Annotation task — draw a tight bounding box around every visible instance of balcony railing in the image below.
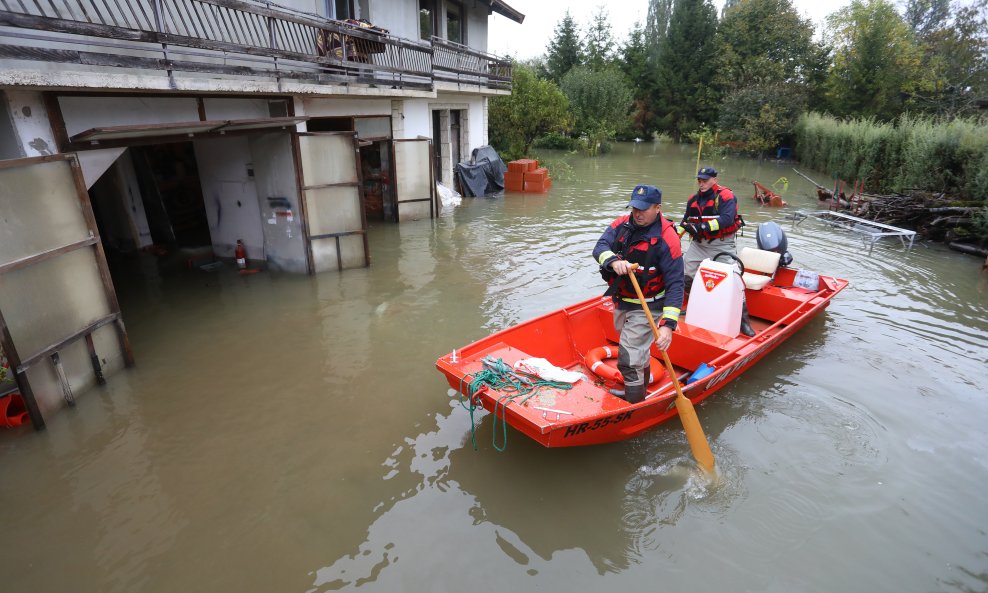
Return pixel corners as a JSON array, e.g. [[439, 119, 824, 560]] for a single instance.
[[432, 36, 511, 91], [0, 0, 509, 91]]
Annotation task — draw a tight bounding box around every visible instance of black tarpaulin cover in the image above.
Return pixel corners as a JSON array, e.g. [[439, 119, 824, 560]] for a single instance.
[[454, 145, 507, 197]]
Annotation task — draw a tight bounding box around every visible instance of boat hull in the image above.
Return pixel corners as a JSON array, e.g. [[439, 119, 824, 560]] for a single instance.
[[436, 267, 848, 447]]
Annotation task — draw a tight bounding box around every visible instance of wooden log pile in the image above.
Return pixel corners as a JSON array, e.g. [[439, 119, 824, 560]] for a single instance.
[[847, 190, 987, 256]]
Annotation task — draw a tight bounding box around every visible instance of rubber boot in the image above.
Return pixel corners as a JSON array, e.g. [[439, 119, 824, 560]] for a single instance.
[[623, 383, 646, 404], [740, 301, 756, 337]]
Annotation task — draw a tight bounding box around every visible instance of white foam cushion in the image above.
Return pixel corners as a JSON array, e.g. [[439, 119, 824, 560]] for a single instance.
[[740, 247, 781, 290], [739, 247, 782, 275], [742, 272, 773, 290]]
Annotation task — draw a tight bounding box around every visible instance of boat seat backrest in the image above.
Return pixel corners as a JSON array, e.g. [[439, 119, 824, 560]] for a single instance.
[[739, 247, 781, 290]]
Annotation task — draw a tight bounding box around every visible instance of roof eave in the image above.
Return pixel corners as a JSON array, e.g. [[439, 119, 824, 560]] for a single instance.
[[490, 0, 524, 24]]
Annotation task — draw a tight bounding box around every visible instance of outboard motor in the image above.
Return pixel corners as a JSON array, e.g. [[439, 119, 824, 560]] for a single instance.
[[756, 221, 794, 267]]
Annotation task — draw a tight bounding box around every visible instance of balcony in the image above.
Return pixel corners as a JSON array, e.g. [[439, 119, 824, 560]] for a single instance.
[[0, 0, 512, 93]]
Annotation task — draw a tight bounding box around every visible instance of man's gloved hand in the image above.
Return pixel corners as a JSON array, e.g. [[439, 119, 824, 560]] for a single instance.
[[683, 222, 710, 240]]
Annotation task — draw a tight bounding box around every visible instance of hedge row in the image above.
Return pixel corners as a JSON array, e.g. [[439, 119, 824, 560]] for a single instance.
[[794, 112, 988, 201]]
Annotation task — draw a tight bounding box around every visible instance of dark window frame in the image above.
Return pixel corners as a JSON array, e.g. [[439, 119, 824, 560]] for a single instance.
[[445, 0, 465, 45]]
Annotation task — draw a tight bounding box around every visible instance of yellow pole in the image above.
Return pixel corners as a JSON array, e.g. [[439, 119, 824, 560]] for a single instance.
[[694, 136, 703, 176], [627, 268, 716, 474]]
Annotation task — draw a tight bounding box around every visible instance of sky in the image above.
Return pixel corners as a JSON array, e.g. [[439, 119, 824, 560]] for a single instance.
[[488, 0, 853, 60]]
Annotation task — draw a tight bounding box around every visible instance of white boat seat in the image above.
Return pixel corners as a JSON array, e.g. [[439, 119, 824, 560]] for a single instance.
[[739, 247, 781, 290]]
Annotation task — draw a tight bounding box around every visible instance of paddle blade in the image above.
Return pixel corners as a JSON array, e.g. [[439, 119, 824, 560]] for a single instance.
[[675, 393, 716, 474]]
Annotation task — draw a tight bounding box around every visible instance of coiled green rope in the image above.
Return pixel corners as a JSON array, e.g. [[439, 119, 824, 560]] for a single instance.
[[457, 357, 574, 451]]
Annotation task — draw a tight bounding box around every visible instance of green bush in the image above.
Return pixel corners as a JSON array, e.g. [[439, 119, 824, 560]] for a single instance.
[[794, 112, 988, 199], [533, 132, 580, 151]]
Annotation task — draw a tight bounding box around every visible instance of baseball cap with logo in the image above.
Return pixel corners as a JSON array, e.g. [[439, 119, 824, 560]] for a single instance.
[[627, 184, 662, 209], [697, 167, 718, 179]]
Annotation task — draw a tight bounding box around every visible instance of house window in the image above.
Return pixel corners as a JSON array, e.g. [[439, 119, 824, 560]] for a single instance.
[[329, 0, 354, 19], [447, 2, 463, 44], [419, 0, 436, 40]]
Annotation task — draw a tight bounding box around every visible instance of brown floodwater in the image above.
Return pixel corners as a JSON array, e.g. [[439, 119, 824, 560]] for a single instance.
[[2, 141, 987, 593]]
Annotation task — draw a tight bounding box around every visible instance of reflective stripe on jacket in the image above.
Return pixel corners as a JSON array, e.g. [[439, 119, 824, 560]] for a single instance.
[[592, 214, 684, 329], [683, 184, 742, 240]]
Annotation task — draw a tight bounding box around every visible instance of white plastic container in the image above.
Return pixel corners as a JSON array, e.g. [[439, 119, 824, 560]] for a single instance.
[[685, 259, 744, 336]]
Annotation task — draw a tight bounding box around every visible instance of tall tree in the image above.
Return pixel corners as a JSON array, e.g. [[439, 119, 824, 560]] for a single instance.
[[714, 0, 828, 151], [560, 66, 634, 155], [584, 6, 616, 71], [825, 0, 922, 119], [903, 0, 950, 36], [645, 0, 674, 63], [489, 64, 571, 159], [652, 0, 719, 139], [543, 10, 584, 84], [910, 0, 988, 115], [619, 21, 657, 137]]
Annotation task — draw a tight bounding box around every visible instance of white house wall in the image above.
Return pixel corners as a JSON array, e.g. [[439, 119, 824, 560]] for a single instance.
[[366, 1, 420, 42], [193, 136, 265, 260], [202, 98, 271, 120], [59, 96, 201, 137], [301, 97, 393, 118], [116, 150, 153, 249], [465, 1, 490, 50], [401, 100, 431, 139], [5, 90, 58, 157], [0, 92, 23, 159]]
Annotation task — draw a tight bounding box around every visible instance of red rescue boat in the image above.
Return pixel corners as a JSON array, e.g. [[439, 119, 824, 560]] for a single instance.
[[436, 252, 848, 447]]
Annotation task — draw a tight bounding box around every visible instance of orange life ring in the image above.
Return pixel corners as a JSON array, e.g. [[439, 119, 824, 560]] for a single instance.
[[585, 345, 663, 385]]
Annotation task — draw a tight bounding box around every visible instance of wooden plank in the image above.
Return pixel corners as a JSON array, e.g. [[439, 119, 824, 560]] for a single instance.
[[308, 229, 366, 241], [0, 236, 98, 275], [67, 156, 136, 367], [352, 134, 370, 268], [0, 307, 44, 429], [16, 314, 119, 371]]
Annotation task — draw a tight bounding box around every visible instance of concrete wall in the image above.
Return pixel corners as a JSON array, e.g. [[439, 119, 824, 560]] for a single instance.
[[0, 91, 24, 159], [402, 99, 431, 139], [193, 136, 265, 260], [116, 150, 153, 249], [301, 97, 393, 118], [202, 98, 270, 120], [59, 96, 201, 137], [5, 90, 58, 157], [368, 0, 420, 41], [249, 132, 307, 273], [464, 0, 489, 51]]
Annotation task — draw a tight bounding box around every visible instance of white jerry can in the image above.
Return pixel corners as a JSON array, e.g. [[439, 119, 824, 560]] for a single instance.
[[685, 258, 744, 337]]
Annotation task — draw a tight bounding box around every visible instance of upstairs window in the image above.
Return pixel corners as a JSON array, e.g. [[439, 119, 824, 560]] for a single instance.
[[419, 0, 436, 40], [447, 2, 463, 44], [329, 0, 354, 19]]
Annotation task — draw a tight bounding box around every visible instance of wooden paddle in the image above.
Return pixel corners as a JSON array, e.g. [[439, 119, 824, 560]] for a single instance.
[[627, 266, 716, 474]]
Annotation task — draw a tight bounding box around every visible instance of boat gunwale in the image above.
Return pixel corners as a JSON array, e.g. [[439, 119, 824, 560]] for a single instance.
[[437, 273, 850, 446]]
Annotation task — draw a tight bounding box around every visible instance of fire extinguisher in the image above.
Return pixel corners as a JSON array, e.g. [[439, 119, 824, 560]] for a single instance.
[[235, 240, 247, 269]]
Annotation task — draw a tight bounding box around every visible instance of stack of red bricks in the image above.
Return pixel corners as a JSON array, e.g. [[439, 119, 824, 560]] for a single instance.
[[504, 159, 552, 193]]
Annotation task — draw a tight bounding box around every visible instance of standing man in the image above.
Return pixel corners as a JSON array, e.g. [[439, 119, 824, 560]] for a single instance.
[[593, 184, 684, 404], [679, 166, 754, 337]]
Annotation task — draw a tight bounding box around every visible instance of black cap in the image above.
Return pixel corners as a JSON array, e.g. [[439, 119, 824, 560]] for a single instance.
[[697, 167, 718, 179]]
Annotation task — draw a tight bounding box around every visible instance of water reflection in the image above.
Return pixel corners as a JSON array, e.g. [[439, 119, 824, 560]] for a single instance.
[[3, 142, 988, 593]]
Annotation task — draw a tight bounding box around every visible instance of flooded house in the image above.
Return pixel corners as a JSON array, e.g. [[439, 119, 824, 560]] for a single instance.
[[0, 0, 522, 428]]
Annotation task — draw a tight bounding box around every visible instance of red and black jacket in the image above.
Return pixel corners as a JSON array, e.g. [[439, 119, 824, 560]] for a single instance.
[[682, 184, 743, 241], [593, 215, 684, 329]]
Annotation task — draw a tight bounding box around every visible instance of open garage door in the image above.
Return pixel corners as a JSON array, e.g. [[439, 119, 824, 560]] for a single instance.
[[0, 154, 134, 429], [296, 132, 369, 273], [392, 139, 437, 222]]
